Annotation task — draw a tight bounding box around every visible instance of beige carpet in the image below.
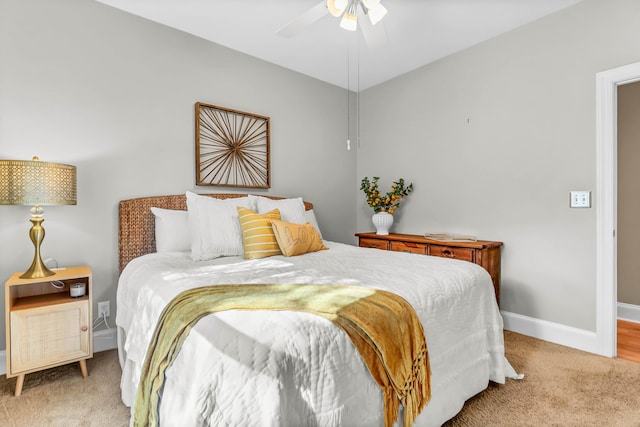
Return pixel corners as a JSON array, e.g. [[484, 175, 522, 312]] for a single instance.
[[1, 331, 639, 426], [444, 331, 640, 427], [0, 350, 130, 427]]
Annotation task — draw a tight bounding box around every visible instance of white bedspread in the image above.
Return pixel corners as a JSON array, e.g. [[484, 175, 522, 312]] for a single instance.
[[117, 241, 517, 426]]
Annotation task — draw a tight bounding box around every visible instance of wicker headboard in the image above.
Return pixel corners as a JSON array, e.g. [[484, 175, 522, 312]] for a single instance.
[[118, 194, 313, 272]]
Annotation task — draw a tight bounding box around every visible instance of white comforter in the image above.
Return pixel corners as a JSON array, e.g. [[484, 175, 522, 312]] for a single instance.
[[117, 241, 517, 426]]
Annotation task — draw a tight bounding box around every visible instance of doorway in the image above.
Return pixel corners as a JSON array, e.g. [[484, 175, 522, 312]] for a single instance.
[[595, 61, 640, 358], [616, 80, 640, 362]]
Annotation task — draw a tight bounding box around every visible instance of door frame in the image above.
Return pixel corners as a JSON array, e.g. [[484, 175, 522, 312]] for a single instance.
[[596, 61, 640, 357]]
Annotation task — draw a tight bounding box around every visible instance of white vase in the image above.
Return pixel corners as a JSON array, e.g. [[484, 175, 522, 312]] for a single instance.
[[372, 212, 394, 235]]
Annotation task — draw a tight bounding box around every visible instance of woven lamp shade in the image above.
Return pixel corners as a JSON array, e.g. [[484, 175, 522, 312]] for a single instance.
[[0, 158, 76, 206]]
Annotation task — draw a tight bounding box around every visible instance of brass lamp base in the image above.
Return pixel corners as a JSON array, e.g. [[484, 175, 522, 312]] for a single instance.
[[19, 216, 55, 279]]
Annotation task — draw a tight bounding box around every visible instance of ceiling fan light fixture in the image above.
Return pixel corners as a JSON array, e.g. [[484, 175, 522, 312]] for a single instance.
[[366, 2, 387, 26], [340, 11, 358, 31], [327, 0, 348, 17], [339, 2, 358, 31], [361, 0, 381, 8]]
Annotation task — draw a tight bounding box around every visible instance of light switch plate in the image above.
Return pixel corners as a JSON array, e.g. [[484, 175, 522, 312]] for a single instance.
[[570, 191, 591, 208]]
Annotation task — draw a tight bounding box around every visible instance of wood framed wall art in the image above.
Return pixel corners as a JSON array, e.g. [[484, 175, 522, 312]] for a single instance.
[[195, 102, 270, 188]]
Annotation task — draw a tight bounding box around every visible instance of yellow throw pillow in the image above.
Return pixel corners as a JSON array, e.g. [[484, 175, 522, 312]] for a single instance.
[[237, 206, 282, 259], [270, 219, 328, 257]]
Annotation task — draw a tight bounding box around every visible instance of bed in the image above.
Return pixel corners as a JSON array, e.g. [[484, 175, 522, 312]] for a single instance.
[[116, 192, 518, 426]]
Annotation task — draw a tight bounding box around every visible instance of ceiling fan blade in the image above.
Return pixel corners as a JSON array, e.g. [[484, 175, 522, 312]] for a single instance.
[[276, 1, 329, 38], [359, 16, 389, 50]]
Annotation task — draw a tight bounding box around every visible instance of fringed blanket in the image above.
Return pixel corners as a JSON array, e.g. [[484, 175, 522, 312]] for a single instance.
[[133, 284, 431, 427]]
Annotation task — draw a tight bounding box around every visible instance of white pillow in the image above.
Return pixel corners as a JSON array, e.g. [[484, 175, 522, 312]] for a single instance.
[[150, 207, 190, 252], [249, 195, 306, 224], [186, 191, 256, 261], [304, 209, 323, 239]]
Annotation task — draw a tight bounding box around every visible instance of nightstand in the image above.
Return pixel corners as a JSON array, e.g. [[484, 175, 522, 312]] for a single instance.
[[356, 232, 503, 304], [4, 266, 93, 396]]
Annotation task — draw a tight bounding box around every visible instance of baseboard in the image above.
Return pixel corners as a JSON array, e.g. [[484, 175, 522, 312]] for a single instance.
[[617, 302, 640, 323], [501, 310, 600, 355], [0, 328, 118, 376], [93, 327, 118, 353]]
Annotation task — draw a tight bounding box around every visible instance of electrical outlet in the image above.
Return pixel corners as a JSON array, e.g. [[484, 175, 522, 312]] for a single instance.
[[98, 301, 110, 318]]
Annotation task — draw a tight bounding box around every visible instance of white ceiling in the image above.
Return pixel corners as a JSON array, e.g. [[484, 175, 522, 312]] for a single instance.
[[96, 0, 583, 91]]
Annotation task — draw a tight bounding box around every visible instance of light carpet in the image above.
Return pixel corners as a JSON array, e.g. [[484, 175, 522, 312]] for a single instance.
[[444, 331, 640, 426]]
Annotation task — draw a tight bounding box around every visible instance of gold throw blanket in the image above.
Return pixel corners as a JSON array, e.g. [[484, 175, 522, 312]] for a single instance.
[[133, 284, 431, 427]]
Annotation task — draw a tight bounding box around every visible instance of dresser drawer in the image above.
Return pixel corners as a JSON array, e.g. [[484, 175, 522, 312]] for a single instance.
[[428, 245, 475, 262], [359, 238, 390, 250], [390, 241, 427, 255]]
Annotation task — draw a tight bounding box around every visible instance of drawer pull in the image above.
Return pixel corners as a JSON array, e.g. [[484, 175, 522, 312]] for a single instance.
[[80, 326, 88, 332], [443, 249, 455, 258]]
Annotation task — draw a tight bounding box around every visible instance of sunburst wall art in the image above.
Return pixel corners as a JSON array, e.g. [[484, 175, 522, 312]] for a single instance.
[[195, 102, 270, 188]]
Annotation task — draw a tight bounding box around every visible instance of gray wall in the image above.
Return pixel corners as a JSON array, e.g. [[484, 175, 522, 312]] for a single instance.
[[357, 0, 640, 331], [617, 81, 640, 306], [3, 0, 639, 352], [0, 0, 357, 350]]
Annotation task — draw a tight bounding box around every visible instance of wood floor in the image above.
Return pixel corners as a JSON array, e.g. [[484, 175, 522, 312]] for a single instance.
[[617, 319, 640, 363]]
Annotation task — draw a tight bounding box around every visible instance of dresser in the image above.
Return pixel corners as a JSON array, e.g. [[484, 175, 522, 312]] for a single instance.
[[356, 232, 503, 305]]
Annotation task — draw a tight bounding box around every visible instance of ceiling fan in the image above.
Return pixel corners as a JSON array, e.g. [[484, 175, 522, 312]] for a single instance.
[[276, 0, 389, 49]]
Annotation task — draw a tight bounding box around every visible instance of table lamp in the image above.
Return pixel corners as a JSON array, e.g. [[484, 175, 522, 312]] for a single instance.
[[0, 156, 77, 279]]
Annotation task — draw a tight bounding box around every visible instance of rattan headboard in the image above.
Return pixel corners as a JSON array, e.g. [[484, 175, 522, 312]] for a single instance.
[[118, 194, 313, 272]]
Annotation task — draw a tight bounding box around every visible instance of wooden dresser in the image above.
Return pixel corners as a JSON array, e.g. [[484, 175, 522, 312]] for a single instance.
[[356, 232, 503, 305]]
